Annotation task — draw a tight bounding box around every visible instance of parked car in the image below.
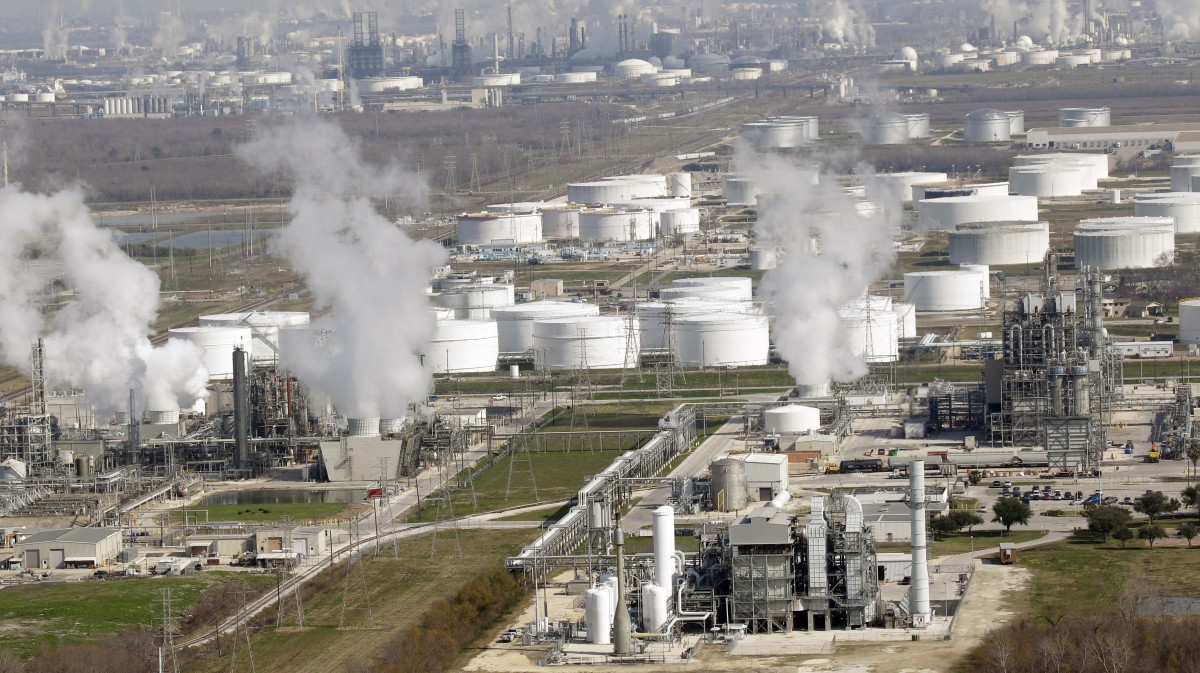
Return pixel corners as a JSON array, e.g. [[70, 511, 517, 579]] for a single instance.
[[991, 480, 1002, 488], [1122, 496, 1134, 506]]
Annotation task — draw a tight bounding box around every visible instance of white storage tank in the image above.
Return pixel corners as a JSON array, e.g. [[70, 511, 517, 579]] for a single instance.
[[557, 71, 597, 84], [167, 326, 253, 381], [199, 311, 312, 364], [1013, 153, 1109, 181], [533, 315, 638, 370], [569, 179, 665, 204], [636, 298, 750, 351], [1135, 192, 1200, 233], [660, 208, 700, 236], [540, 205, 582, 238], [911, 180, 1010, 205], [741, 120, 809, 149], [1009, 166, 1083, 197], [455, 211, 542, 245], [763, 404, 821, 434], [486, 201, 547, 213], [426, 320, 499, 373], [1007, 110, 1026, 135], [918, 195, 1038, 230], [1074, 217, 1176, 270], [1057, 53, 1092, 68], [672, 313, 770, 367], [1180, 299, 1200, 345], [722, 174, 758, 206], [585, 587, 612, 644], [145, 409, 180, 425], [868, 172, 948, 203], [490, 301, 600, 353], [669, 276, 753, 301], [904, 271, 985, 311], [1171, 164, 1200, 192], [964, 108, 1012, 143], [839, 305, 899, 362], [905, 113, 931, 139], [668, 172, 692, 198], [614, 58, 655, 79], [347, 417, 381, 437], [960, 263, 991, 299], [948, 221, 1051, 266], [1057, 107, 1111, 127], [893, 302, 917, 338], [864, 112, 910, 145], [578, 208, 654, 242], [431, 284, 515, 320], [749, 247, 777, 270], [1022, 49, 1059, 65]]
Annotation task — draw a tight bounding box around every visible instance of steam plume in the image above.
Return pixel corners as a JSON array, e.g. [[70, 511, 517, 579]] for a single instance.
[[238, 119, 447, 419]]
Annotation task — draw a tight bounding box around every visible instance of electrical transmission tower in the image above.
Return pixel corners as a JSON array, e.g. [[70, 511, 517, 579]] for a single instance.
[[275, 524, 305, 628], [567, 327, 596, 452], [229, 585, 257, 673], [429, 487, 462, 559], [505, 425, 539, 500], [557, 120, 572, 158], [339, 518, 374, 628], [156, 588, 180, 673], [442, 154, 457, 195], [655, 308, 685, 397], [469, 153, 482, 193]]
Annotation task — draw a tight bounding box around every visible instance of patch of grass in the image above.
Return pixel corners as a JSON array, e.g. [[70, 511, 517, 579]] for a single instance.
[[931, 529, 1045, 557], [184, 502, 351, 523], [0, 572, 272, 659], [494, 503, 572, 522]]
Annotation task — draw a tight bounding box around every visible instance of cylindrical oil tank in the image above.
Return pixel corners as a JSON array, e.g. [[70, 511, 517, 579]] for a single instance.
[[569, 178, 665, 204], [839, 306, 899, 362], [669, 277, 753, 301], [868, 172, 948, 203], [75, 455, 93, 478], [964, 109, 1012, 143], [490, 301, 600, 352], [379, 418, 406, 434], [486, 201, 547, 213], [918, 195, 1038, 230], [1022, 50, 1059, 65], [960, 263, 991, 299], [741, 120, 810, 149], [652, 505, 676, 590], [1074, 217, 1176, 269], [557, 71, 597, 84], [1007, 110, 1025, 135], [640, 583, 669, 632], [114, 410, 130, 425], [658, 285, 745, 302], [749, 247, 777, 270], [578, 208, 654, 242], [893, 302, 917, 338], [1179, 299, 1200, 344], [426, 320, 499, 373], [455, 211, 542, 245], [905, 113, 931, 139], [1135, 192, 1200, 233], [709, 458, 748, 511], [864, 112, 910, 145], [911, 180, 1010, 205], [763, 404, 821, 434], [722, 174, 758, 206], [145, 409, 180, 424], [636, 298, 750, 350], [532, 315, 637, 370], [614, 58, 654, 78], [1171, 165, 1200, 192], [540, 205, 582, 238], [796, 381, 831, 398], [1174, 155, 1200, 167], [1057, 54, 1092, 68], [347, 417, 380, 437], [1009, 166, 1083, 197], [167, 326, 252, 381], [585, 588, 612, 644], [949, 221, 1051, 265], [1057, 107, 1111, 127], [904, 271, 985, 311], [200, 311, 311, 364], [1014, 153, 1109, 181], [672, 313, 769, 367], [731, 68, 761, 80], [431, 284, 515, 320], [668, 172, 692, 198], [660, 208, 700, 236]]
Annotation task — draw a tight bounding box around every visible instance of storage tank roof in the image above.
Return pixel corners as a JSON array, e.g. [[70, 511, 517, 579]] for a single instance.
[[966, 108, 1008, 120], [871, 111, 908, 123], [617, 58, 652, 67]]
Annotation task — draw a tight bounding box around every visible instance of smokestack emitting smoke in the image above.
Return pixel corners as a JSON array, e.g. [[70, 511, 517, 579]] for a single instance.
[[739, 144, 898, 388], [0, 186, 209, 415], [238, 119, 447, 419]]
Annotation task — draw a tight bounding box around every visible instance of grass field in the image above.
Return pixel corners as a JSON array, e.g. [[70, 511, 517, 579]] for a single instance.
[[190, 529, 530, 673], [0, 572, 273, 660], [495, 503, 572, 522], [181, 502, 352, 524]]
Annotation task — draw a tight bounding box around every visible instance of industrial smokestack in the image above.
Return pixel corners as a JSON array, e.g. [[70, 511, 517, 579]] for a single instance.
[[907, 460, 932, 627], [232, 346, 249, 470], [652, 505, 676, 591], [612, 520, 633, 655]]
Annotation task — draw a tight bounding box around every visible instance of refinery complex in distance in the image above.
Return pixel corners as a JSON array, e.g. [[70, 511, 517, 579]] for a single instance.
[[1, 0, 1200, 671]]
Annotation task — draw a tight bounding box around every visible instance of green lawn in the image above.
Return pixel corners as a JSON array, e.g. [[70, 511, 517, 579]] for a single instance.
[[181, 502, 351, 524], [495, 503, 572, 522], [932, 529, 1045, 556], [0, 572, 272, 659]]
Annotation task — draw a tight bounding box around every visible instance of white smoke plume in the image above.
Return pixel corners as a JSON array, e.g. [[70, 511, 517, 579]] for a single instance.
[[42, 2, 70, 61], [238, 119, 447, 419], [821, 0, 874, 47], [981, 0, 1083, 44], [152, 12, 186, 57], [1155, 0, 1200, 40], [739, 145, 898, 387], [0, 186, 209, 415]]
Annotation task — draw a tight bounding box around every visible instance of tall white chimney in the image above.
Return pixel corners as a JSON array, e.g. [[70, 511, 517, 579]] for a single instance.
[[652, 505, 676, 591], [908, 459, 932, 627]]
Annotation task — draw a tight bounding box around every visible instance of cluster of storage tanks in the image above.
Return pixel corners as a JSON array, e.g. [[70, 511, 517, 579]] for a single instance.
[[740, 116, 820, 149], [1007, 153, 1108, 198], [101, 96, 172, 116], [457, 174, 698, 245], [862, 112, 931, 145]]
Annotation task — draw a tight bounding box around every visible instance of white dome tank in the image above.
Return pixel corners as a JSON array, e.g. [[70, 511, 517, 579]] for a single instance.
[[839, 305, 899, 362], [1074, 217, 1176, 269], [868, 172, 948, 203], [1180, 299, 1200, 344], [1135, 192, 1200, 233], [533, 315, 638, 370], [490, 301, 600, 352], [426, 320, 499, 373], [893, 302, 917, 338], [669, 277, 753, 300], [455, 211, 542, 245], [918, 195, 1038, 230], [614, 58, 654, 78], [636, 298, 750, 351], [431, 284, 515, 320], [1058, 107, 1110, 127], [864, 112, 910, 145], [1009, 167, 1082, 197], [540, 205, 582, 238], [199, 311, 311, 364], [577, 208, 655, 242], [949, 221, 1051, 265], [904, 271, 985, 311], [959, 263, 991, 299], [673, 313, 770, 367], [722, 174, 758, 206], [660, 208, 700, 236], [167, 326, 253, 380], [763, 404, 821, 434]]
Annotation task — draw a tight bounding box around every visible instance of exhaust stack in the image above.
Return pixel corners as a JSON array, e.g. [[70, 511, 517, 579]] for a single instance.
[[908, 459, 932, 627]]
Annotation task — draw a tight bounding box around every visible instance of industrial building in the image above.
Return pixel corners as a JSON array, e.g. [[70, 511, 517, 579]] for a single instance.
[[14, 528, 122, 569]]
